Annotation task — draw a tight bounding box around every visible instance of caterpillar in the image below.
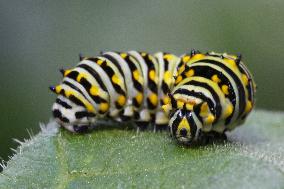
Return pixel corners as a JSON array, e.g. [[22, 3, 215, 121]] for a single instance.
[[50, 50, 256, 145]]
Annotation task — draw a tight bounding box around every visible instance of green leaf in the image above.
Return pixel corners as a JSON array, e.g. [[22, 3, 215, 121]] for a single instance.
[[0, 110, 284, 189]]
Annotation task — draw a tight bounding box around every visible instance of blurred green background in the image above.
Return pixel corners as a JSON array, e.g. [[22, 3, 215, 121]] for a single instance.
[[0, 0, 284, 162]]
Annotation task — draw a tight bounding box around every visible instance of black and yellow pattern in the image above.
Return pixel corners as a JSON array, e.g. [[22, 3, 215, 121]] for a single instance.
[[50, 50, 256, 145]]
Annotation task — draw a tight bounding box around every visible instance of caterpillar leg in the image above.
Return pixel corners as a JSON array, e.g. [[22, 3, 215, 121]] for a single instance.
[[155, 124, 168, 131], [198, 131, 227, 145], [135, 121, 150, 132], [60, 124, 91, 133], [154, 111, 169, 131], [135, 109, 152, 131], [73, 125, 90, 133]]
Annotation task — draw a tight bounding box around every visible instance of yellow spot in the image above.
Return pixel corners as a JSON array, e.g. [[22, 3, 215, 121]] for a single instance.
[[175, 75, 183, 84], [120, 53, 127, 58], [99, 103, 109, 112], [178, 65, 185, 74], [117, 95, 126, 106], [133, 69, 140, 80], [177, 100, 184, 109], [65, 90, 73, 97], [163, 54, 174, 60], [55, 85, 62, 94], [86, 104, 95, 113], [191, 54, 205, 60], [162, 104, 172, 114], [204, 114, 215, 125], [135, 92, 143, 104], [242, 74, 248, 86], [231, 55, 237, 59], [222, 85, 229, 95], [225, 58, 237, 68], [245, 101, 252, 113], [186, 103, 194, 110], [149, 93, 158, 106], [163, 96, 170, 104], [112, 74, 120, 84], [141, 52, 147, 56], [211, 74, 221, 83], [90, 86, 99, 96], [178, 117, 191, 133], [97, 59, 104, 65], [64, 70, 71, 77], [149, 70, 156, 81], [163, 71, 172, 82], [200, 102, 209, 117], [182, 56, 190, 63], [185, 69, 194, 77], [77, 73, 86, 82], [224, 104, 233, 117]]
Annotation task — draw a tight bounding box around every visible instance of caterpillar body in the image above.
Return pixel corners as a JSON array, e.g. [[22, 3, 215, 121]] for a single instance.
[[50, 50, 256, 145]]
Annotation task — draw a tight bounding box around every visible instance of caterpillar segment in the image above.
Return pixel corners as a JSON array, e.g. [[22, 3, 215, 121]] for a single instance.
[[165, 50, 256, 144], [50, 50, 256, 145]]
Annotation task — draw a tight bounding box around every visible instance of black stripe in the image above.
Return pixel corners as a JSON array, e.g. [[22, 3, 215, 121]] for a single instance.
[[56, 98, 72, 109], [75, 111, 95, 119], [79, 77, 107, 104], [192, 103, 204, 124], [53, 109, 70, 123], [77, 64, 107, 91], [125, 55, 138, 71], [144, 54, 158, 94], [101, 54, 125, 77], [189, 65, 236, 105], [187, 112, 197, 138], [161, 81, 169, 94], [147, 97, 157, 109], [164, 55, 169, 70], [124, 54, 144, 93], [63, 81, 87, 99], [132, 97, 141, 108], [69, 95, 85, 107], [188, 65, 237, 124], [133, 80, 143, 92], [99, 60, 126, 95], [193, 59, 246, 118], [148, 78, 158, 93], [66, 71, 79, 80], [173, 88, 217, 121], [171, 112, 182, 138], [238, 63, 254, 101], [62, 81, 91, 108], [185, 80, 222, 123]]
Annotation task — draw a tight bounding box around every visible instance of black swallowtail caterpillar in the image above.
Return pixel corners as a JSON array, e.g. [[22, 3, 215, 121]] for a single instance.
[[50, 50, 256, 145]]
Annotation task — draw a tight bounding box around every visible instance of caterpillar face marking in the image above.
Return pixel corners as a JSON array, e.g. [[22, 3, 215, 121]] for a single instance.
[[168, 107, 199, 144], [50, 50, 256, 145]]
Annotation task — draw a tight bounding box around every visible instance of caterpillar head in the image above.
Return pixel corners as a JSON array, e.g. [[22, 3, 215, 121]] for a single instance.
[[50, 86, 95, 133], [162, 93, 202, 145]]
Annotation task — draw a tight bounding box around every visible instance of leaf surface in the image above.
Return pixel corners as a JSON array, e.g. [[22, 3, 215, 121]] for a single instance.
[[0, 110, 284, 189]]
